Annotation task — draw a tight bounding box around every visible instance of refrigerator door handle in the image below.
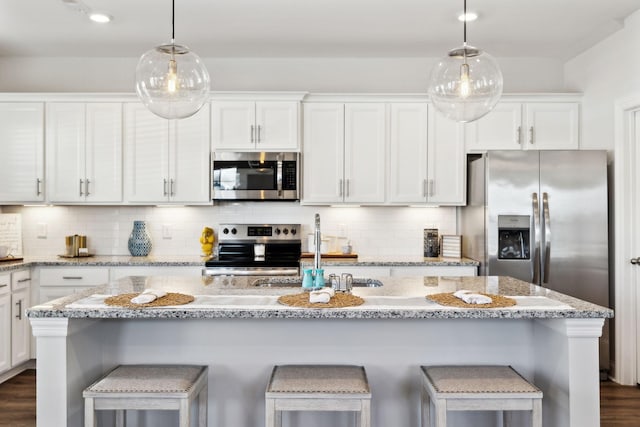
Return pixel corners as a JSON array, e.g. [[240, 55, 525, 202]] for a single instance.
[[532, 192, 541, 284], [542, 192, 551, 283]]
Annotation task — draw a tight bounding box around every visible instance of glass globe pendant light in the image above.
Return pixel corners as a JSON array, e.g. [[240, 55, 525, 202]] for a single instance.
[[135, 0, 210, 120], [427, 0, 503, 123]]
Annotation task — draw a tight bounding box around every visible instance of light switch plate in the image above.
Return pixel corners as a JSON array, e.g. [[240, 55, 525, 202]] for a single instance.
[[162, 224, 172, 239], [37, 222, 47, 238]]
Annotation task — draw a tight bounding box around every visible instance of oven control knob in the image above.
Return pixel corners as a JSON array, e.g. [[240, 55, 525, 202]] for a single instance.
[[231, 228, 237, 235], [291, 228, 297, 235], [222, 228, 229, 235], [283, 228, 289, 235], [275, 228, 281, 235]]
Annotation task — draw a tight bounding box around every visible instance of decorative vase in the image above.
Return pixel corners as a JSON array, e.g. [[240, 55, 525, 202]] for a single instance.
[[128, 220, 152, 256]]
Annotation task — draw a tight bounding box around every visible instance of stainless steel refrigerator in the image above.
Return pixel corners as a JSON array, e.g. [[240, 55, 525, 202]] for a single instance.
[[459, 150, 610, 372]]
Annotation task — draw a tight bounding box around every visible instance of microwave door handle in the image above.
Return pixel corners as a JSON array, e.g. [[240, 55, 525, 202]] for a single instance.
[[532, 192, 541, 284], [276, 160, 283, 196], [542, 192, 551, 284]]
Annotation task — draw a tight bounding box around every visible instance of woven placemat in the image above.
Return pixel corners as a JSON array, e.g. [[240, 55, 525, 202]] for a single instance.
[[427, 292, 516, 308], [104, 293, 194, 309], [278, 292, 365, 308]]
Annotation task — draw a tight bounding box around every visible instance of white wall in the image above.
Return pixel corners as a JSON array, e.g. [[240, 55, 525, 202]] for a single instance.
[[564, 9, 640, 150], [2, 204, 456, 258], [0, 56, 565, 93]]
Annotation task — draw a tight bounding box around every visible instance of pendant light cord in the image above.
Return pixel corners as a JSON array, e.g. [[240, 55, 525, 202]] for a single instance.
[[463, 0, 467, 45], [171, 0, 175, 43]]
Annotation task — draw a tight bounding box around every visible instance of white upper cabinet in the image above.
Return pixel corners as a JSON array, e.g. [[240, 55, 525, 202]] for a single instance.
[[0, 103, 44, 204], [427, 108, 466, 205], [465, 98, 580, 151], [124, 103, 210, 204], [212, 101, 299, 151], [387, 103, 466, 205], [388, 103, 429, 204], [302, 102, 386, 204], [46, 102, 122, 203]]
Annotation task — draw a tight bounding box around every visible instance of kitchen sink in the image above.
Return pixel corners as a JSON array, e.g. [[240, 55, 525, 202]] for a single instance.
[[253, 277, 383, 288]]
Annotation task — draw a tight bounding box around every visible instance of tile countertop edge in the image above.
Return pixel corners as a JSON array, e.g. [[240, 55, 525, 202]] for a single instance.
[[0, 255, 480, 272]]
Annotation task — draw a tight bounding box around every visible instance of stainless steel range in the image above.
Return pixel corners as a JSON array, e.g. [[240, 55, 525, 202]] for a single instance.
[[203, 224, 301, 276]]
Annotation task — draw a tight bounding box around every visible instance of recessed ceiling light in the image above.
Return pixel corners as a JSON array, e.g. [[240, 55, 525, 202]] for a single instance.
[[89, 12, 113, 23], [458, 12, 478, 22]]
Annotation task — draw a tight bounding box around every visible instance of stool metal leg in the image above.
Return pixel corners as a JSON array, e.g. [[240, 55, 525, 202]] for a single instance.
[[84, 397, 95, 427], [434, 398, 447, 427], [359, 398, 371, 427], [115, 409, 125, 427], [199, 382, 208, 427]]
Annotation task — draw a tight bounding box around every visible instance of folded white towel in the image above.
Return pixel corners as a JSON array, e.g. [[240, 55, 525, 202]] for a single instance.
[[453, 289, 493, 305], [130, 289, 168, 304], [309, 290, 331, 304], [320, 287, 335, 297]]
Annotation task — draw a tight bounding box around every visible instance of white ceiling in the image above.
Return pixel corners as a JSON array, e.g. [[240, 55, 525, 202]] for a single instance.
[[1, 0, 639, 60]]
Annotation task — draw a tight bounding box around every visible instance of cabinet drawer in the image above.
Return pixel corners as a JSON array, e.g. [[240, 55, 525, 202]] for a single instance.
[[40, 267, 109, 287], [0, 273, 10, 295], [11, 270, 31, 291]]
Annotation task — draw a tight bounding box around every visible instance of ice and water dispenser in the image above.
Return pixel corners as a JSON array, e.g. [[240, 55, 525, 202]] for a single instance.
[[497, 215, 530, 260]]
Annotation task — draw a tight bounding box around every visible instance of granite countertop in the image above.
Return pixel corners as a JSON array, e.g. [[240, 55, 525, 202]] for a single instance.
[[0, 255, 479, 273], [27, 275, 613, 320]]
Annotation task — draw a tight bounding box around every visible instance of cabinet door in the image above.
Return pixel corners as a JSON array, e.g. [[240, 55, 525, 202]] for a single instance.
[[0, 103, 44, 203], [170, 104, 211, 203], [255, 102, 299, 150], [464, 102, 523, 151], [344, 103, 386, 203], [388, 103, 428, 204], [85, 103, 122, 202], [301, 103, 344, 204], [11, 288, 30, 366], [0, 292, 10, 373], [211, 101, 255, 150], [427, 108, 466, 205], [124, 103, 170, 203], [46, 103, 86, 202], [525, 102, 580, 150]]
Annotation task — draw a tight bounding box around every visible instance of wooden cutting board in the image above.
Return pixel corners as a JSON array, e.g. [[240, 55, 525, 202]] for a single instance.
[[300, 252, 358, 259]]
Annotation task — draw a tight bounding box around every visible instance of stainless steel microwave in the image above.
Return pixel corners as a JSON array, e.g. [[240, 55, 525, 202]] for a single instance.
[[212, 152, 299, 201]]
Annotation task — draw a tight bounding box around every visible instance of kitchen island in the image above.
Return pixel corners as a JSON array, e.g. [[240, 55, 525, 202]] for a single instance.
[[28, 275, 611, 427]]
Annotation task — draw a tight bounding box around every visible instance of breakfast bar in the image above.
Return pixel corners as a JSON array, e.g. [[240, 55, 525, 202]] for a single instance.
[[27, 275, 612, 427]]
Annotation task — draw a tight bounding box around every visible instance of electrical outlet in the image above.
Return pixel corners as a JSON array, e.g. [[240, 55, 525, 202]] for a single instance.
[[37, 222, 47, 238], [162, 224, 172, 239]]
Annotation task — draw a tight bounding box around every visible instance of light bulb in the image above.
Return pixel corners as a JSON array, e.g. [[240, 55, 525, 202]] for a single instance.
[[459, 62, 470, 98], [167, 59, 178, 93]]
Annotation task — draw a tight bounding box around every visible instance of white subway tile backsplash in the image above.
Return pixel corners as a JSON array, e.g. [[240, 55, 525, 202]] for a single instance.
[[3, 204, 457, 257]]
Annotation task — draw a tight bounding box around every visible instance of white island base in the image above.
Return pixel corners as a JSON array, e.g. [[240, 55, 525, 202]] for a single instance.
[[31, 316, 604, 427]]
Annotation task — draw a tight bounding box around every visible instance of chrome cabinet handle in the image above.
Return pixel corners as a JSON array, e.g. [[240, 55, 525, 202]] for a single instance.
[[0, 283, 7, 288], [250, 125, 255, 143], [15, 299, 22, 320], [428, 179, 435, 197], [163, 178, 168, 196], [17, 278, 31, 283], [62, 276, 83, 280], [36, 178, 42, 196], [529, 126, 534, 144], [257, 125, 262, 142], [346, 179, 350, 197], [170, 179, 175, 196], [631, 258, 640, 265], [516, 126, 522, 144], [423, 179, 427, 198], [542, 192, 551, 284], [79, 179, 84, 196], [532, 192, 541, 284], [338, 179, 343, 197], [85, 179, 90, 196]]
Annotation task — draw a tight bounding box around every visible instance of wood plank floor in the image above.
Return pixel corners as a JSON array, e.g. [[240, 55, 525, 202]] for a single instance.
[[0, 370, 639, 426]]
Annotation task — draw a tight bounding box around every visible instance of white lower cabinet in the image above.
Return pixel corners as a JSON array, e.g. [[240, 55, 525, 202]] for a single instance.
[[0, 269, 32, 376], [38, 267, 110, 303]]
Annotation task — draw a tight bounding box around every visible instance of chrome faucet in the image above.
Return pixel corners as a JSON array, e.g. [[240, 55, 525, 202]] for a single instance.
[[314, 213, 322, 274]]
